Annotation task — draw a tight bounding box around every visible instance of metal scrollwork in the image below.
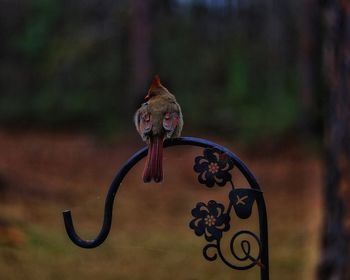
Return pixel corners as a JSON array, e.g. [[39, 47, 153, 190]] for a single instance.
[[230, 230, 263, 268], [195, 229, 263, 271], [189, 148, 268, 279]]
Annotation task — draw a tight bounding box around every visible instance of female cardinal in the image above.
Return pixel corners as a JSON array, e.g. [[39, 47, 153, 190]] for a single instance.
[[134, 75, 183, 183]]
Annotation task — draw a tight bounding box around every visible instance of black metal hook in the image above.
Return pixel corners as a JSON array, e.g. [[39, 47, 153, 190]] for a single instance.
[[62, 137, 266, 256], [62, 146, 148, 248]]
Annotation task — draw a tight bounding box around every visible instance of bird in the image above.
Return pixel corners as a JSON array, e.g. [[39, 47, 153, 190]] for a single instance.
[[134, 75, 183, 183]]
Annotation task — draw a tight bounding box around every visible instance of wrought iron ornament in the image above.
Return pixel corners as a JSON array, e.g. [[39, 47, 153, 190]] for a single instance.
[[193, 148, 234, 187], [190, 148, 266, 273], [62, 137, 269, 280]]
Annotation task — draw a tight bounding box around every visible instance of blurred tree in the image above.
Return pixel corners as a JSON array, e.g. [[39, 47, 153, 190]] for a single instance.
[[0, 0, 302, 141], [318, 1, 350, 279], [299, 0, 324, 139], [128, 0, 154, 110]]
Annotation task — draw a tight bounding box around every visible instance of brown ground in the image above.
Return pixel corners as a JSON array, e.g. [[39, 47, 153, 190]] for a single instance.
[[0, 130, 322, 280]]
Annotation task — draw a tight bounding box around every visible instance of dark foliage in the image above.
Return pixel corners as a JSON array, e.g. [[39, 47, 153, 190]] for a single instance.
[[0, 0, 303, 142]]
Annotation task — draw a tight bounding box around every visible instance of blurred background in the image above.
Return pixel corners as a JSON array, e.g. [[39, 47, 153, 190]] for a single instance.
[[0, 0, 349, 279]]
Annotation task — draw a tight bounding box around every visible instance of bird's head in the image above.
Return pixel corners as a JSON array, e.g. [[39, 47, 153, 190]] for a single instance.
[[144, 75, 167, 100]]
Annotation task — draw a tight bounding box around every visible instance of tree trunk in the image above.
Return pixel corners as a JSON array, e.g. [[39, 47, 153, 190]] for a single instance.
[[318, 1, 350, 279], [299, 0, 323, 137], [128, 0, 153, 110]]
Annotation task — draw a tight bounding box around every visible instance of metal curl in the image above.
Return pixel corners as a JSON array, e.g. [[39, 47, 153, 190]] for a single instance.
[[230, 230, 262, 267], [205, 233, 261, 271], [203, 243, 218, 261], [63, 137, 261, 248]]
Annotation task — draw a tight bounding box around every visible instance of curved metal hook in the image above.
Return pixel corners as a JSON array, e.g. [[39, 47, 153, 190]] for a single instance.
[[63, 146, 148, 248], [62, 136, 262, 248]]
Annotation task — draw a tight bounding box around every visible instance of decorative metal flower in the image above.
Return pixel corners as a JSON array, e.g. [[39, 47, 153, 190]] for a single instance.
[[190, 200, 230, 241], [193, 148, 234, 187]]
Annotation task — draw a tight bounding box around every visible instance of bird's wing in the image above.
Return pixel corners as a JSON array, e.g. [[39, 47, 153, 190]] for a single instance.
[[134, 104, 153, 141], [163, 102, 182, 138]]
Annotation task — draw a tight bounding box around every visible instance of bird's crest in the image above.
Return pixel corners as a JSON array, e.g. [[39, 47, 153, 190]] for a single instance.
[[149, 75, 161, 90], [146, 75, 162, 99]]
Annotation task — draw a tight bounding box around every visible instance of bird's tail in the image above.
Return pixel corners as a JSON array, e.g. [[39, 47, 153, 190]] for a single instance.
[[143, 136, 163, 183]]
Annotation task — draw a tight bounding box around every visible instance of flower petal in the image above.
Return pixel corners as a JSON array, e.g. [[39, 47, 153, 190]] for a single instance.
[[198, 172, 208, 185], [216, 214, 230, 230], [204, 171, 215, 188], [207, 201, 221, 217], [191, 203, 208, 218], [206, 225, 222, 241], [215, 171, 231, 186], [194, 219, 206, 236], [204, 149, 218, 163], [190, 218, 206, 235], [194, 157, 209, 173]]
